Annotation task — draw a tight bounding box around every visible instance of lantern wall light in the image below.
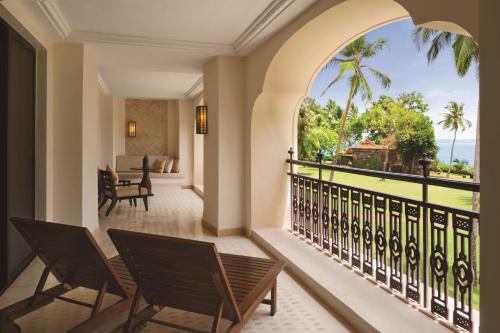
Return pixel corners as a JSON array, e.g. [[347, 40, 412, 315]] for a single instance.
[[128, 121, 136, 137], [196, 105, 208, 134]]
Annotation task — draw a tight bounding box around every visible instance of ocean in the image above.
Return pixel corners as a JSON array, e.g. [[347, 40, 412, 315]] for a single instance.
[[436, 139, 476, 166]]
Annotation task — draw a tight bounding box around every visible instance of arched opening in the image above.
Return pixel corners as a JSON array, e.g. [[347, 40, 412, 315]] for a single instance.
[[250, 0, 474, 230], [249, 0, 479, 329]]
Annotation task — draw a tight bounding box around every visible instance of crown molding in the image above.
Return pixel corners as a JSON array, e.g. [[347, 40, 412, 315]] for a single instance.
[[36, 0, 295, 54], [68, 30, 235, 54], [37, 0, 71, 38], [233, 0, 295, 52], [184, 76, 203, 98], [97, 74, 110, 95]]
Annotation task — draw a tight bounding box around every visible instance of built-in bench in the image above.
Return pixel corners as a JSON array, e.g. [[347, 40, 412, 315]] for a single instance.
[[116, 155, 184, 181]]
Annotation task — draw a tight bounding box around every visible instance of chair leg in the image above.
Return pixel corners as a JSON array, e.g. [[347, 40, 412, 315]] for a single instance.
[[211, 302, 224, 333], [271, 279, 277, 316], [133, 198, 137, 207], [142, 197, 148, 211], [129, 199, 133, 206], [106, 199, 117, 216], [98, 197, 108, 210]]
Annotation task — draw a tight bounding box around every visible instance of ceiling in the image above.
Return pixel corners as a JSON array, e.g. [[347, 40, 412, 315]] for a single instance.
[[13, 0, 317, 98]]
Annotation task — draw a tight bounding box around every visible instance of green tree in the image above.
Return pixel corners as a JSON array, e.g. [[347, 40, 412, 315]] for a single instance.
[[413, 27, 480, 282], [438, 101, 472, 177], [320, 36, 391, 178], [303, 127, 338, 160]]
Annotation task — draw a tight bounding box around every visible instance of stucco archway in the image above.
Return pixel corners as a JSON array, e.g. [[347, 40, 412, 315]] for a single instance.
[[249, 0, 475, 231]]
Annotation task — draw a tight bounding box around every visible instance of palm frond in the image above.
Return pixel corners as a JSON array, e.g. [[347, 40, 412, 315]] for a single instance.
[[412, 27, 438, 49], [453, 35, 479, 77], [427, 31, 453, 63], [358, 73, 373, 102], [368, 67, 391, 89], [319, 61, 354, 97]]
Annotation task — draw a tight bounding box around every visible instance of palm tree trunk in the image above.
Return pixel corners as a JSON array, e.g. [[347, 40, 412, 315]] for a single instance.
[[329, 84, 355, 181], [471, 104, 480, 285], [447, 129, 457, 178]]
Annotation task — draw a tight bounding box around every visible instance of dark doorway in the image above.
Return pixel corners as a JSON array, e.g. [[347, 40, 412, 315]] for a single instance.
[[0, 17, 36, 293]]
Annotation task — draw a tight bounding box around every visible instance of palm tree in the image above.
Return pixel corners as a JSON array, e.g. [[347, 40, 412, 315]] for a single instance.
[[438, 101, 471, 178], [413, 27, 480, 283], [320, 36, 391, 179]]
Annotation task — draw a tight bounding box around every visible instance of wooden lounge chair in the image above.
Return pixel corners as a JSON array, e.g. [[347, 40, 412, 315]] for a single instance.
[[107, 229, 285, 333], [98, 169, 153, 216], [0, 218, 135, 333]]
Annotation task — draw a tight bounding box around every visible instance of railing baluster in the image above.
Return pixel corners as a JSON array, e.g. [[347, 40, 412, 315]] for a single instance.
[[351, 190, 361, 270], [305, 178, 312, 240], [362, 193, 373, 276], [389, 199, 403, 293], [430, 208, 449, 319], [340, 187, 350, 263], [298, 177, 305, 236], [312, 179, 320, 245], [331, 185, 340, 257], [405, 203, 421, 303], [292, 175, 299, 232], [375, 196, 388, 283], [452, 213, 474, 332], [321, 182, 330, 251]]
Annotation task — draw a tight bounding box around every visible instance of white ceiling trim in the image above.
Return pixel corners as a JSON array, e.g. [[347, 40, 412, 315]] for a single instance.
[[37, 0, 296, 54], [97, 74, 110, 95], [184, 76, 203, 98], [233, 0, 295, 52], [68, 31, 235, 54], [37, 0, 71, 38]]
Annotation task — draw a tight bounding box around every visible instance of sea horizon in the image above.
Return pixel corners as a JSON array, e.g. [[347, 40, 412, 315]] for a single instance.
[[435, 138, 476, 166]]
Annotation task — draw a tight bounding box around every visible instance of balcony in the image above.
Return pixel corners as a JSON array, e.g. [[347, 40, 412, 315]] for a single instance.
[[268, 149, 479, 332]]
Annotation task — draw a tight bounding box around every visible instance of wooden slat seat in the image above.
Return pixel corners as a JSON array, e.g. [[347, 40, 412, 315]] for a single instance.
[[107, 229, 285, 333], [0, 218, 135, 333]]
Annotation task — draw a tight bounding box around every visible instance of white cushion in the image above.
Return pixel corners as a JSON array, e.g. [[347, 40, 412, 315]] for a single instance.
[[165, 159, 174, 173]]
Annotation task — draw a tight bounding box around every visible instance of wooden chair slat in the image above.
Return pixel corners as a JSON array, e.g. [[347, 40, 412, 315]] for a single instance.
[[107, 228, 285, 332]]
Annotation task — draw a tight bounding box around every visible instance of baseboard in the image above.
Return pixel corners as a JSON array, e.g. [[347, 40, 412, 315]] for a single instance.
[[181, 185, 193, 190], [202, 220, 246, 237]]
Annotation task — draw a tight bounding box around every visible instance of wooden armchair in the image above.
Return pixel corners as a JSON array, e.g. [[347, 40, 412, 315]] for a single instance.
[[98, 170, 153, 216]]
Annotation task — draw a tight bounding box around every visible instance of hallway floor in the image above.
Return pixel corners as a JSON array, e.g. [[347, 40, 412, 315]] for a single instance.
[[0, 185, 354, 333]]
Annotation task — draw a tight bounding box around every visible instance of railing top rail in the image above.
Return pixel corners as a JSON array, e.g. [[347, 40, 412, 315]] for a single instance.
[[287, 158, 480, 192]]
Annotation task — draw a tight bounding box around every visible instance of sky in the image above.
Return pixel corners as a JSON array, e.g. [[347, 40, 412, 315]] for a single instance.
[[309, 19, 478, 140]]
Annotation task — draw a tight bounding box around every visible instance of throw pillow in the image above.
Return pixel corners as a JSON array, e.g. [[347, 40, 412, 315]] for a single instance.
[[152, 159, 166, 173], [106, 164, 119, 184], [171, 159, 180, 173], [165, 159, 174, 173]]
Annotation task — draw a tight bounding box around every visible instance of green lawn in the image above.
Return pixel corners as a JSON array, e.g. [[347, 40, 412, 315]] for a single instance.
[[297, 166, 480, 310], [297, 166, 474, 210]]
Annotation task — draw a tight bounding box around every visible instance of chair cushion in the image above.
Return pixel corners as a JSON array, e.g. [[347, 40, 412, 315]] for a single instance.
[[116, 186, 149, 197], [106, 164, 119, 184]]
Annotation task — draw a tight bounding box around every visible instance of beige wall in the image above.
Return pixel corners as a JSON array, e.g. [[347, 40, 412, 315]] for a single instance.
[[178, 99, 195, 186], [193, 95, 204, 187], [51, 43, 99, 230], [479, 0, 500, 330], [167, 100, 180, 158], [203, 56, 245, 232], [97, 91, 114, 168], [125, 99, 169, 156], [113, 96, 126, 165]]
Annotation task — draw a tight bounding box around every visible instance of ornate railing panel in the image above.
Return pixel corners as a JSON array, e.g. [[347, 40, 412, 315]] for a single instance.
[[287, 149, 480, 332]]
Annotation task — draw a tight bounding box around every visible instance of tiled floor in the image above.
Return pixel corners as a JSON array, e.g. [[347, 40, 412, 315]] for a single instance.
[[0, 185, 355, 333]]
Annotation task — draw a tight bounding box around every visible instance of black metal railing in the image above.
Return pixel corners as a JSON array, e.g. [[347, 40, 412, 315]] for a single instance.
[[286, 148, 480, 332]]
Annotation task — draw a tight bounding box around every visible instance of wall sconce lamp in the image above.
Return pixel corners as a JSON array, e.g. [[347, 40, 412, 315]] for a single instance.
[[128, 121, 137, 137], [196, 105, 208, 134]]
